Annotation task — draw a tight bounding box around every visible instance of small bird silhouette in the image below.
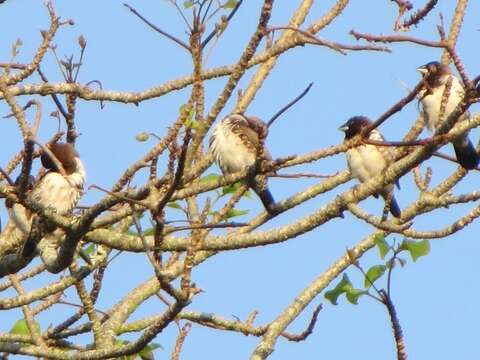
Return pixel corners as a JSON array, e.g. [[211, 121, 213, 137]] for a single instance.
[[339, 116, 401, 218], [417, 61, 479, 169], [210, 113, 278, 214]]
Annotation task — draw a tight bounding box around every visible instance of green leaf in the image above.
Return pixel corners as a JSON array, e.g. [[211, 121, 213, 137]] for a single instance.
[[167, 201, 183, 210], [142, 228, 155, 236], [345, 287, 366, 305], [221, 182, 241, 195], [135, 132, 150, 142], [10, 319, 29, 335], [324, 274, 352, 305], [82, 243, 96, 256], [224, 208, 248, 219], [374, 233, 390, 259], [223, 0, 238, 8], [364, 265, 386, 288], [199, 173, 221, 183], [114, 340, 136, 360], [139, 342, 163, 360], [325, 274, 366, 305], [221, 182, 252, 198], [183, 1, 193, 8], [10, 319, 40, 335], [184, 118, 201, 129], [179, 104, 194, 123], [401, 239, 430, 262]]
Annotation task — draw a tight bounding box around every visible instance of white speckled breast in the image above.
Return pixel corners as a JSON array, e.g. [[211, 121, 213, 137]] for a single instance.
[[30, 158, 86, 215], [346, 129, 394, 187], [419, 75, 465, 131], [210, 120, 256, 174]]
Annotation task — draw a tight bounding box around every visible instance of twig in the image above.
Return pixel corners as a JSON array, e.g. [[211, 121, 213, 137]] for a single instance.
[[380, 290, 408, 360], [267, 26, 345, 54], [363, 79, 425, 135], [0, 62, 26, 69], [171, 323, 192, 360], [390, 0, 413, 11], [267, 82, 313, 128], [402, 0, 438, 28], [164, 222, 247, 234], [0, 167, 14, 186], [88, 184, 150, 208], [30, 139, 66, 176], [8, 275, 47, 348], [6, 2, 61, 86], [432, 151, 480, 171], [281, 304, 322, 341], [272, 172, 335, 179], [201, 0, 244, 48], [362, 135, 445, 147], [123, 3, 191, 52], [350, 30, 443, 48], [37, 66, 69, 120], [56, 299, 108, 317]]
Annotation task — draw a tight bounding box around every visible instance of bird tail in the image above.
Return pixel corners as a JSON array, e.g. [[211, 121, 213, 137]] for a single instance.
[[381, 191, 401, 218], [251, 176, 278, 215], [453, 136, 479, 170], [21, 216, 44, 258]]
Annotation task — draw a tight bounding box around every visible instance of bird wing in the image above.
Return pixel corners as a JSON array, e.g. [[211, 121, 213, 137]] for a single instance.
[[231, 116, 261, 153]]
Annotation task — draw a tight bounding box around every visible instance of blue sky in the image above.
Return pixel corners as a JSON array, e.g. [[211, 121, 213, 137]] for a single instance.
[[1, 1, 480, 359]]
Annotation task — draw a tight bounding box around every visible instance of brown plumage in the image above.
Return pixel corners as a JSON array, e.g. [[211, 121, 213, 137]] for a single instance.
[[8, 142, 86, 257], [417, 61, 479, 169], [210, 114, 278, 214], [339, 116, 401, 218], [33, 142, 85, 215]]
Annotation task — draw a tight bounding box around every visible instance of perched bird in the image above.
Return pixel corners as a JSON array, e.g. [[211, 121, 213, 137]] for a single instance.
[[33, 142, 86, 214], [210, 113, 278, 214], [339, 116, 401, 218], [417, 61, 479, 169], [9, 142, 86, 256]]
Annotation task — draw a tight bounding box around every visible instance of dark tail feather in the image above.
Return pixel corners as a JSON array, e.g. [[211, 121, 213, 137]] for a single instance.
[[453, 137, 479, 170], [256, 187, 278, 215], [382, 192, 401, 218], [388, 195, 401, 218], [21, 217, 44, 258], [251, 176, 278, 215]]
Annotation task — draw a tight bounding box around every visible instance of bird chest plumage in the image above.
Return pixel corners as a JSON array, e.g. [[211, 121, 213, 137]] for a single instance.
[[419, 74, 465, 131], [30, 158, 86, 215], [210, 119, 257, 174], [346, 129, 392, 184]]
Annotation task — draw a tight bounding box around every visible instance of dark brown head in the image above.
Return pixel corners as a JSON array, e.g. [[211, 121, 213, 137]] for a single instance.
[[417, 61, 452, 87], [41, 143, 79, 174], [245, 115, 268, 139], [338, 116, 372, 140]]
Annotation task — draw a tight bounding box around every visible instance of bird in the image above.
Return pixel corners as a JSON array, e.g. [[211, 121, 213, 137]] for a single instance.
[[8, 142, 86, 257], [417, 61, 479, 169], [33, 142, 86, 214], [339, 116, 401, 218], [209, 113, 278, 214]]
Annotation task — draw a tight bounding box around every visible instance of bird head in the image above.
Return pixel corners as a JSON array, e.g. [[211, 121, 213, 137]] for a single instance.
[[338, 116, 372, 139], [41, 142, 79, 174], [244, 115, 268, 139], [417, 61, 451, 85]]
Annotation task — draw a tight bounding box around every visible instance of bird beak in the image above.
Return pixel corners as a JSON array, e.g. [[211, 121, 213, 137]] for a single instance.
[[338, 124, 348, 132], [416, 66, 428, 75]]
